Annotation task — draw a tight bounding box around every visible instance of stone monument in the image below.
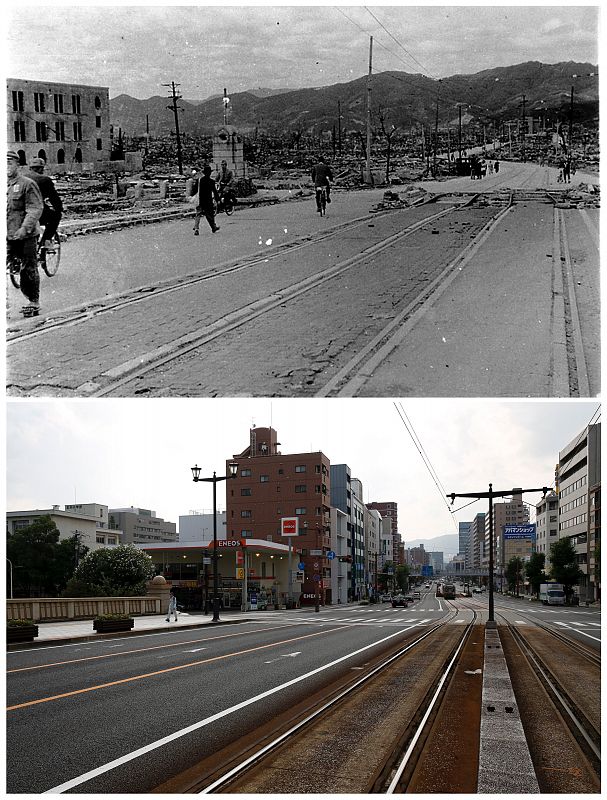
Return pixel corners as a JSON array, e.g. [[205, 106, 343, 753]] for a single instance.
[[212, 89, 247, 178]]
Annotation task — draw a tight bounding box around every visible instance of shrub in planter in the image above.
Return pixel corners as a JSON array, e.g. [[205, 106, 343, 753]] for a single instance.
[[7, 618, 39, 643], [92, 613, 134, 633]]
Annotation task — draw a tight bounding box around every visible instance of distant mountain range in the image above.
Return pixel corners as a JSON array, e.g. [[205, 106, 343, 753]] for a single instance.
[[110, 60, 598, 139], [404, 534, 460, 559]]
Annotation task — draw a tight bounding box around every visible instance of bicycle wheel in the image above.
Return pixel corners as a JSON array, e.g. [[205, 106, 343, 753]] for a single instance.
[[7, 256, 22, 289], [321, 190, 327, 216], [223, 199, 234, 216], [41, 233, 61, 277]]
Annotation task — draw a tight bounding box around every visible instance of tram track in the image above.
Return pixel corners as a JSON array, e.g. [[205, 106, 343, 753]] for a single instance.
[[7, 187, 595, 398], [8, 196, 489, 397], [152, 608, 482, 794], [493, 609, 600, 771], [6, 203, 411, 344]]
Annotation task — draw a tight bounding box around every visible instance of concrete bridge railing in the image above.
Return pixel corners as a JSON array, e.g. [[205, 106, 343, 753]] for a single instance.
[[6, 596, 161, 622]]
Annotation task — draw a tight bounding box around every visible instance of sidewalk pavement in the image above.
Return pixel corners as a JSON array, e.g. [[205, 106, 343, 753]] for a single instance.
[[8, 608, 314, 648]]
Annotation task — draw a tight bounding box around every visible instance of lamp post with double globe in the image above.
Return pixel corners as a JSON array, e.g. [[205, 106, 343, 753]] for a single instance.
[[191, 462, 238, 622]]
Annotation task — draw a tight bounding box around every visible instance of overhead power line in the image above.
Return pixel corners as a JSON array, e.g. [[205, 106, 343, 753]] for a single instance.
[[334, 6, 437, 80], [363, 6, 439, 80], [393, 402, 458, 531]]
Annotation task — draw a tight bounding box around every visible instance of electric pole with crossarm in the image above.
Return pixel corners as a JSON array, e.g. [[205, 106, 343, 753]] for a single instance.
[[448, 485, 551, 626]]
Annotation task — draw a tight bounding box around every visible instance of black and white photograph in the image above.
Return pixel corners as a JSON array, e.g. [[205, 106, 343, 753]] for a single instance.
[[5, 5, 599, 397]]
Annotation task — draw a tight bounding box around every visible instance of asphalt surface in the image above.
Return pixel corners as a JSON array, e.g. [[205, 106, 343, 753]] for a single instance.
[[7, 595, 443, 793], [6, 590, 599, 793]]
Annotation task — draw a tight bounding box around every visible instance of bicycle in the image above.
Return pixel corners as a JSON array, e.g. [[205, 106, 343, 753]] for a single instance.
[[315, 186, 327, 216], [7, 231, 61, 290], [215, 190, 235, 216]]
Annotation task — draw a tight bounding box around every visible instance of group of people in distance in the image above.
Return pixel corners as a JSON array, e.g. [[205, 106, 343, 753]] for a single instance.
[[6, 150, 63, 315], [469, 154, 499, 180]]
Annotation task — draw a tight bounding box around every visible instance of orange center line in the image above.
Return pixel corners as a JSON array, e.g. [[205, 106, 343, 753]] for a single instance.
[[7, 623, 297, 673], [7, 626, 349, 711]]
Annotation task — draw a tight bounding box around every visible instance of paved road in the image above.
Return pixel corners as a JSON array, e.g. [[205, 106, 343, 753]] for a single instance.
[[6, 161, 599, 397], [7, 603, 438, 793]]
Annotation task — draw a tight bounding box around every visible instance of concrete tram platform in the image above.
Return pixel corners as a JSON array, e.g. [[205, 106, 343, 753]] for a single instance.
[[478, 626, 539, 793]]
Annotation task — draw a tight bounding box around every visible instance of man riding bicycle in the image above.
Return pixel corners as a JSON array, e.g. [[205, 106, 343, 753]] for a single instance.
[[27, 157, 63, 248], [7, 150, 44, 315], [311, 156, 333, 212], [217, 160, 236, 205]]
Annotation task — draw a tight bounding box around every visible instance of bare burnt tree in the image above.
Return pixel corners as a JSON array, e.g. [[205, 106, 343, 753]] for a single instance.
[[377, 106, 398, 183]]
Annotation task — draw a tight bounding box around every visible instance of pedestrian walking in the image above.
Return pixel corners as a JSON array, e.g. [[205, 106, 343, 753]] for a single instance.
[[193, 164, 220, 235], [494, 160, 499, 174], [166, 590, 178, 622]]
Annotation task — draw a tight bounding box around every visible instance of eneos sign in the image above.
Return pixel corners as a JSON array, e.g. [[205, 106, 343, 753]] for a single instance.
[[281, 517, 299, 537]]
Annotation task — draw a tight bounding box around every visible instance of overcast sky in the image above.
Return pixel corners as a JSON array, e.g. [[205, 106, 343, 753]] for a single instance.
[[6, 4, 599, 101], [6, 399, 600, 546]]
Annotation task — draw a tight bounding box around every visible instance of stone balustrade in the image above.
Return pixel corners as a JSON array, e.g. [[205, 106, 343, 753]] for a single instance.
[[6, 596, 161, 622]]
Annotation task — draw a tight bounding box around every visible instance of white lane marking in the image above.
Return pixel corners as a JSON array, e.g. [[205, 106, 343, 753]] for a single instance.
[[514, 621, 527, 625], [44, 623, 421, 793], [184, 648, 207, 653], [263, 651, 301, 664], [454, 620, 466, 624], [570, 629, 601, 643], [548, 621, 601, 643]]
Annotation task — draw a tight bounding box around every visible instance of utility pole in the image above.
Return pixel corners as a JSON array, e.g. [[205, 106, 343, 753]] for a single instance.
[[433, 79, 441, 177], [163, 80, 184, 175], [458, 104, 462, 161], [365, 36, 373, 184], [448, 485, 550, 626], [569, 85, 574, 152], [521, 94, 526, 162]]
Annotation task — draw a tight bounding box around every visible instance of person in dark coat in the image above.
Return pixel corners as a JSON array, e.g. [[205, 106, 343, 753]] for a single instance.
[[193, 165, 220, 235], [311, 156, 334, 210], [26, 157, 63, 245]]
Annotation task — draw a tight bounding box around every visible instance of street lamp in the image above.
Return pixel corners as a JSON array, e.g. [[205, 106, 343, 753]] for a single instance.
[[191, 461, 238, 622]]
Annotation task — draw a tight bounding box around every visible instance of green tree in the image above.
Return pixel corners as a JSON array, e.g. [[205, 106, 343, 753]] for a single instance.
[[505, 557, 524, 596], [525, 551, 546, 598], [549, 538, 583, 601], [7, 516, 61, 596], [52, 535, 89, 592], [394, 564, 411, 592], [64, 544, 155, 597]]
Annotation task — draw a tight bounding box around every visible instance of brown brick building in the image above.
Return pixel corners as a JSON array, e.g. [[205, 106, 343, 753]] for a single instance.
[[226, 426, 332, 604]]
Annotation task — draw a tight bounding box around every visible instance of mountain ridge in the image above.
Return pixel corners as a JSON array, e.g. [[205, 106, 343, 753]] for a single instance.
[[110, 60, 598, 138]]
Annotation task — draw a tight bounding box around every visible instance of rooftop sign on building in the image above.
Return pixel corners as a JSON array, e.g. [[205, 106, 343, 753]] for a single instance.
[[503, 524, 536, 539]]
